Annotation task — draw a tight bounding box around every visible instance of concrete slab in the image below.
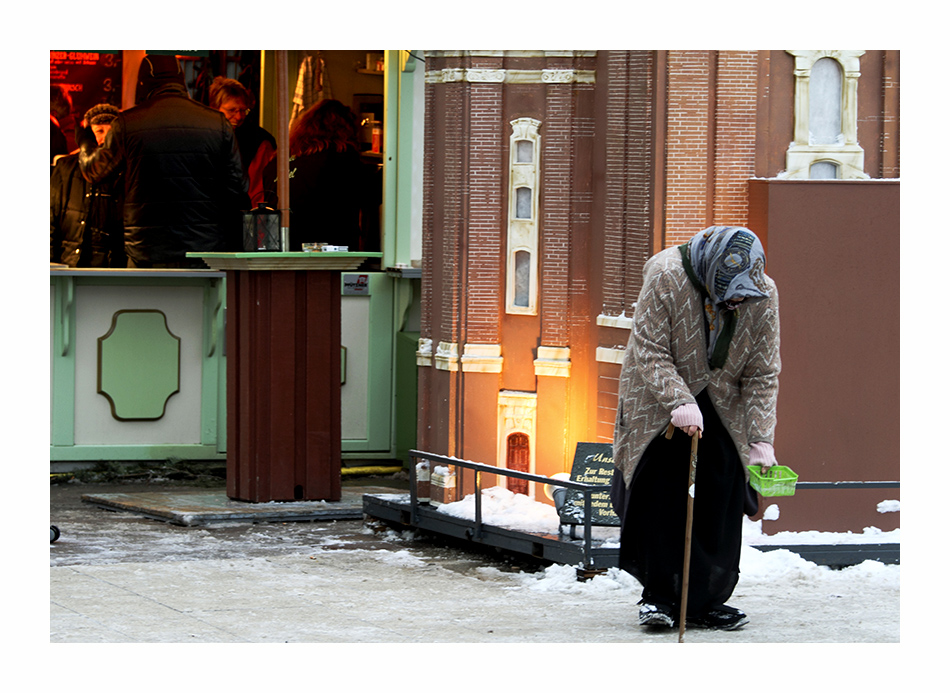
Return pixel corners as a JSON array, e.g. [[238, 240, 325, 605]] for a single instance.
[[80, 484, 399, 526]]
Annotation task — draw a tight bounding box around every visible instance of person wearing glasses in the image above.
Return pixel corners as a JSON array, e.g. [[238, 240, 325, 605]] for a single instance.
[[209, 76, 276, 207], [611, 226, 781, 631]]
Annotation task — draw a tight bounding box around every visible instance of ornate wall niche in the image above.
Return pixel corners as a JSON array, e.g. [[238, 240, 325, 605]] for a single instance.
[[781, 50, 869, 180], [497, 390, 538, 496], [506, 118, 542, 315]]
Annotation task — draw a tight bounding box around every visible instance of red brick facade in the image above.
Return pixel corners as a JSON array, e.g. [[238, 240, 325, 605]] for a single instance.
[[416, 50, 900, 532]]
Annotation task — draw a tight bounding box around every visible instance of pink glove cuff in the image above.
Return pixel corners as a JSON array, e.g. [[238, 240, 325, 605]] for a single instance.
[[671, 403, 703, 430], [749, 442, 776, 467]]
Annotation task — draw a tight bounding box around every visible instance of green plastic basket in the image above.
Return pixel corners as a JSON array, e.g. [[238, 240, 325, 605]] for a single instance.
[[748, 465, 798, 497]]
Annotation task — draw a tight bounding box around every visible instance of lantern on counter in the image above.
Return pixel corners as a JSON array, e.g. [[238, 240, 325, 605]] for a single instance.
[[242, 204, 281, 251]]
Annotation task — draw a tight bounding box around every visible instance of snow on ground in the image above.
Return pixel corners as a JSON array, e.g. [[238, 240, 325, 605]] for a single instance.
[[433, 485, 901, 593]]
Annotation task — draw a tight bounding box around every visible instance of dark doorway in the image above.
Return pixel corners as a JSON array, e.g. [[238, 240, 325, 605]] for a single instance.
[[506, 433, 530, 495]]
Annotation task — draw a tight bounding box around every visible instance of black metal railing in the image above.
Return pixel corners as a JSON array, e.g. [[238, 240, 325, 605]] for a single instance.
[[408, 449, 612, 568], [795, 481, 899, 489]]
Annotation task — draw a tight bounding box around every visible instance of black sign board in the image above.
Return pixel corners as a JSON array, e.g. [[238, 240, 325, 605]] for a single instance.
[[557, 442, 620, 526], [50, 51, 123, 121]]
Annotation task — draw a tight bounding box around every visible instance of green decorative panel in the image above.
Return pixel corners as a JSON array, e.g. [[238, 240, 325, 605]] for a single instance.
[[97, 310, 181, 421]]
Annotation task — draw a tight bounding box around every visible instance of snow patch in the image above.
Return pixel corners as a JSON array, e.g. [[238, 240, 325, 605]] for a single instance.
[[513, 563, 641, 594], [877, 500, 900, 513], [372, 549, 428, 568], [743, 515, 900, 546]]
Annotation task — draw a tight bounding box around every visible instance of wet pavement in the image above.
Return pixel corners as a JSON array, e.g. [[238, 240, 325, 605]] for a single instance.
[[50, 476, 901, 649]]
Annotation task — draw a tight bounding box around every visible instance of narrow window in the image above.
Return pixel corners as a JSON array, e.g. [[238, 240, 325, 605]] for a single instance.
[[515, 139, 534, 163], [809, 161, 838, 180], [515, 187, 532, 219], [514, 251, 531, 307], [810, 57, 843, 145]]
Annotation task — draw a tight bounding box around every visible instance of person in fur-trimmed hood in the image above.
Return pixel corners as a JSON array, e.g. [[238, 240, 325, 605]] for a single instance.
[[50, 103, 124, 267], [610, 225, 781, 632]]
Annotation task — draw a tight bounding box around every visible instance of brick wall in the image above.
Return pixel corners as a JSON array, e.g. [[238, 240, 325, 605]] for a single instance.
[[420, 70, 435, 341], [596, 51, 655, 444], [439, 80, 464, 345], [466, 80, 504, 344], [664, 50, 760, 246], [713, 51, 759, 226], [601, 51, 654, 315], [880, 50, 900, 179], [665, 50, 713, 246], [540, 79, 573, 346]]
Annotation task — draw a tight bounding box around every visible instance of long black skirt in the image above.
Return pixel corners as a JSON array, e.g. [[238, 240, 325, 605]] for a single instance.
[[610, 389, 750, 616]]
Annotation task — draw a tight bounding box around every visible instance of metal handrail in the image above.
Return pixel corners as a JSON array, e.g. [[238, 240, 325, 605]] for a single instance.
[[408, 449, 611, 568], [795, 481, 899, 489]]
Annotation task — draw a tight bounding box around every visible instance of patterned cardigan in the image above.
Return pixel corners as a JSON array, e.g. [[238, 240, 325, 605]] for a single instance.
[[613, 246, 781, 488]]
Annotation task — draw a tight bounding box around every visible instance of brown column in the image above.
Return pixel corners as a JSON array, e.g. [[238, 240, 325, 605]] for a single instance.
[[226, 269, 342, 502]]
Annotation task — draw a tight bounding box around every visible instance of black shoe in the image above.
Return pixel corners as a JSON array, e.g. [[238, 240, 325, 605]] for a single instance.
[[686, 604, 749, 630], [638, 601, 676, 628]]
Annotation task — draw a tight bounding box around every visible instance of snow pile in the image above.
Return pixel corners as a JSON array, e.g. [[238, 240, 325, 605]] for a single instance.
[[505, 545, 899, 596], [742, 512, 900, 546], [512, 563, 641, 594], [435, 485, 621, 540], [739, 547, 900, 590], [436, 486, 560, 533]]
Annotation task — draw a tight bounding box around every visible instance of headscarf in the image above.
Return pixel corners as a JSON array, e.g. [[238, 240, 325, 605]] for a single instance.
[[679, 226, 769, 369]]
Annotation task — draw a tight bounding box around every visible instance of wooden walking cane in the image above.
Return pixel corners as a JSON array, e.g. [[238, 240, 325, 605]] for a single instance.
[[664, 423, 700, 643]]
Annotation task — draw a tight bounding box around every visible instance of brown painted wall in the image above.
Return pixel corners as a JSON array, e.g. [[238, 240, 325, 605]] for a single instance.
[[749, 179, 900, 533]]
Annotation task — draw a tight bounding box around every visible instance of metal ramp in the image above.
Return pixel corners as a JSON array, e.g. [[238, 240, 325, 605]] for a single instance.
[[361, 450, 900, 574]]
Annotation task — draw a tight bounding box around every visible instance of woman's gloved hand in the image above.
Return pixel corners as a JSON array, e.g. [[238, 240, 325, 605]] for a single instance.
[[749, 441, 777, 469], [671, 402, 703, 438]]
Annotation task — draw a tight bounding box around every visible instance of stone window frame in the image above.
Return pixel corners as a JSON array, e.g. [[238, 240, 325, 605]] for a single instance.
[[781, 50, 869, 180], [506, 118, 541, 315]]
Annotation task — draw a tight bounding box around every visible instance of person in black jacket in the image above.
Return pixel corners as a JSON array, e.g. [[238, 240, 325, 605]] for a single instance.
[[79, 54, 248, 268], [50, 104, 124, 267]]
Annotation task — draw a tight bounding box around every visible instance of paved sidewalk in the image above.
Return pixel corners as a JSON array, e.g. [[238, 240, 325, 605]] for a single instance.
[[51, 480, 902, 646]]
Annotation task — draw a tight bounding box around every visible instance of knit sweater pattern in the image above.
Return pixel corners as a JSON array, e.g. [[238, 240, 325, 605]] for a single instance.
[[613, 246, 781, 488]]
